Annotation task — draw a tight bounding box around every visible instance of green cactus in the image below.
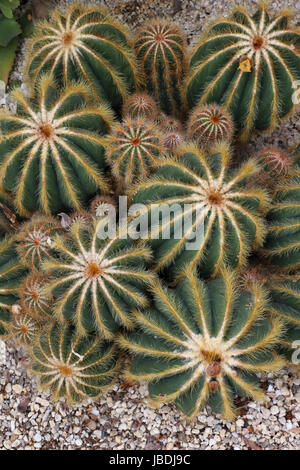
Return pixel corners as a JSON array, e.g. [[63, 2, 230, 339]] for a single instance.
[[18, 272, 53, 323], [238, 265, 300, 367], [119, 270, 284, 420], [262, 177, 300, 270], [106, 117, 163, 190], [0, 235, 28, 337], [185, 4, 300, 140], [16, 214, 62, 270], [29, 321, 120, 403], [187, 103, 234, 147], [135, 19, 187, 117], [24, 3, 139, 113], [9, 313, 40, 347], [0, 76, 113, 216], [253, 147, 293, 190], [129, 142, 269, 280], [42, 218, 155, 338]]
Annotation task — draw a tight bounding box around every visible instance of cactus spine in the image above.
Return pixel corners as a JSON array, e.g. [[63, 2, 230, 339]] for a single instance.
[[29, 322, 120, 403], [135, 20, 187, 116], [129, 143, 268, 279], [0, 76, 113, 215], [185, 5, 300, 140], [43, 218, 155, 338], [119, 270, 284, 420], [25, 4, 140, 113]]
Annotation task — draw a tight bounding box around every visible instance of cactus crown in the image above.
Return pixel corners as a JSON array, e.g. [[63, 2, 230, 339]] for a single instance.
[[186, 4, 300, 140], [25, 3, 140, 112], [106, 117, 163, 189], [42, 218, 155, 338], [129, 143, 269, 279], [30, 322, 120, 403], [120, 271, 284, 420], [122, 93, 158, 120], [135, 19, 187, 116], [0, 76, 113, 215]]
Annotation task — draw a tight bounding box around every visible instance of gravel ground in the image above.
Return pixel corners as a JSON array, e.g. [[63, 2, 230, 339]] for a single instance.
[[0, 0, 300, 451]]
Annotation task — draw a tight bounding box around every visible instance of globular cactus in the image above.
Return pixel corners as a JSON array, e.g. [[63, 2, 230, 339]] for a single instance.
[[25, 3, 140, 113], [262, 177, 300, 270], [89, 195, 116, 218], [119, 270, 284, 420], [106, 117, 163, 190], [0, 76, 113, 215], [129, 143, 269, 279], [0, 236, 28, 337], [18, 272, 53, 322], [160, 115, 182, 133], [29, 321, 120, 403], [10, 314, 40, 347], [122, 93, 158, 120], [163, 132, 184, 154], [135, 20, 187, 117], [43, 218, 155, 338], [187, 104, 234, 147], [185, 4, 300, 140], [238, 265, 300, 366], [16, 214, 62, 270]]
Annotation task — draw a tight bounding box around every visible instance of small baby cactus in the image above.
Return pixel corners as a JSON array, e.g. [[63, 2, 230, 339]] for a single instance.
[[0, 76, 113, 215], [106, 117, 163, 190], [122, 93, 158, 120], [119, 270, 284, 420], [135, 19, 187, 116], [29, 322, 120, 403], [16, 214, 62, 270], [187, 103, 234, 146], [19, 272, 53, 322]]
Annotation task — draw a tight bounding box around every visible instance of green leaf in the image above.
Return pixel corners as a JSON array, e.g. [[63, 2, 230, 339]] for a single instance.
[[0, 0, 20, 18], [0, 37, 18, 84], [0, 17, 21, 46]]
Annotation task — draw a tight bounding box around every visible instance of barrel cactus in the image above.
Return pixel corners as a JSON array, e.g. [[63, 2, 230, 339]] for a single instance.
[[135, 19, 187, 117], [29, 321, 120, 403], [9, 314, 40, 347], [129, 143, 269, 279], [238, 265, 300, 366], [106, 117, 163, 190], [262, 177, 300, 270], [0, 76, 113, 216], [119, 271, 284, 420], [25, 3, 139, 113], [122, 93, 158, 120], [187, 104, 234, 147], [16, 214, 62, 270], [185, 4, 300, 140], [18, 272, 53, 322], [42, 218, 155, 338]]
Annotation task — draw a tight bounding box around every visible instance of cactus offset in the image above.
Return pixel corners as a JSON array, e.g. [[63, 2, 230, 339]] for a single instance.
[[185, 4, 300, 140], [25, 3, 139, 113], [18, 272, 53, 322], [135, 19, 187, 116], [43, 218, 155, 338], [106, 117, 163, 190], [187, 104, 234, 147], [119, 270, 284, 420], [0, 76, 113, 215], [29, 321, 120, 403], [122, 93, 158, 120], [129, 143, 268, 279]]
